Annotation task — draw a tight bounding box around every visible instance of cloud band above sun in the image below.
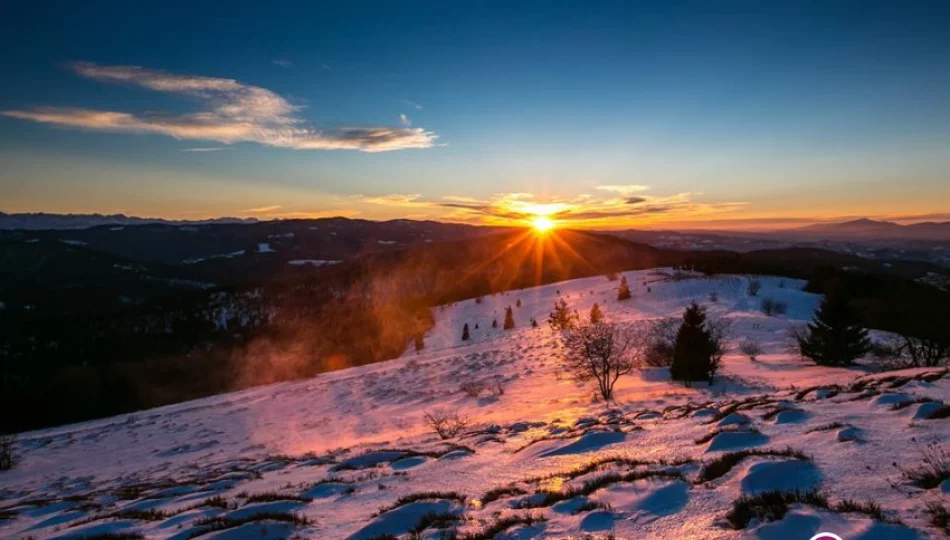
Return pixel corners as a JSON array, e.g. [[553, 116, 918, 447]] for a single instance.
[[1, 62, 438, 152], [357, 186, 746, 228]]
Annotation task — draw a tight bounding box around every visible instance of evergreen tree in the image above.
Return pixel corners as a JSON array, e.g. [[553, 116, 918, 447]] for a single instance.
[[590, 302, 604, 324], [617, 276, 632, 300], [414, 333, 425, 352], [671, 302, 721, 386], [492, 318, 498, 328], [531, 317, 538, 328], [549, 298, 579, 330], [516, 299, 522, 308], [798, 290, 871, 366], [461, 323, 470, 341], [503, 306, 515, 330]]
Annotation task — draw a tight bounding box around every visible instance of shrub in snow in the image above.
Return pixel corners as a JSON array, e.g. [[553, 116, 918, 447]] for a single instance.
[[761, 298, 787, 316], [896, 439, 950, 489], [739, 339, 763, 361], [0, 434, 17, 471], [643, 317, 679, 367], [889, 329, 950, 368], [797, 290, 871, 366], [616, 276, 632, 300], [589, 303, 604, 324], [747, 279, 762, 297], [503, 306, 515, 330], [413, 333, 425, 352], [671, 303, 726, 386], [548, 298, 579, 331], [927, 501, 950, 535], [560, 322, 648, 401], [459, 380, 486, 397], [423, 409, 469, 440], [725, 489, 898, 530]]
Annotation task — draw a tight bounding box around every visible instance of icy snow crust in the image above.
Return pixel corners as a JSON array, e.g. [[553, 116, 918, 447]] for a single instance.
[[1, 269, 947, 539]]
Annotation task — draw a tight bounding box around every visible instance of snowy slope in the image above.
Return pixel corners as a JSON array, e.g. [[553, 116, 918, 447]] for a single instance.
[[1, 269, 948, 539]]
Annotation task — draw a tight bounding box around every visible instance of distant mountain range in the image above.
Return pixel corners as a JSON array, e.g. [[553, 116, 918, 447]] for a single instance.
[[0, 212, 258, 230], [791, 218, 950, 241], [3, 212, 949, 242]]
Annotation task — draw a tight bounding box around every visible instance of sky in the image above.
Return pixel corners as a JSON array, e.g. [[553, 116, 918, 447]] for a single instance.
[[1, 1, 949, 230]]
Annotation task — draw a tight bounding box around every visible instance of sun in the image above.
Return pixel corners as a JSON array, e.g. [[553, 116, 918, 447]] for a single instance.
[[531, 216, 554, 232]]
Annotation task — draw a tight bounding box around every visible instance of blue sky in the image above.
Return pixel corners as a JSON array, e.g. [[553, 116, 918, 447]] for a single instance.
[[2, 1, 949, 228]]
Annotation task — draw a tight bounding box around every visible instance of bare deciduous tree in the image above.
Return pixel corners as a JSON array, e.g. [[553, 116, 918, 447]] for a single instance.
[[423, 409, 469, 440], [561, 322, 649, 400], [739, 339, 763, 361], [895, 334, 950, 368]]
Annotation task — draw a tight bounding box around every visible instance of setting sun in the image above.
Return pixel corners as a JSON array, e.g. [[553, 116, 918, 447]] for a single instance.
[[531, 216, 554, 232]]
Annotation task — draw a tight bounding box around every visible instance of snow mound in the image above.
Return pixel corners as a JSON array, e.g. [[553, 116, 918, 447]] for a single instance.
[[538, 431, 628, 457], [739, 459, 822, 495]]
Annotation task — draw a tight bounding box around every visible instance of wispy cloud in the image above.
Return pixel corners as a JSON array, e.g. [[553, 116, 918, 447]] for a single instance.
[[272, 59, 293, 68], [402, 99, 424, 110], [358, 194, 429, 208], [595, 184, 651, 194], [244, 204, 283, 213], [2, 62, 438, 152], [182, 147, 228, 152], [399, 113, 411, 126]]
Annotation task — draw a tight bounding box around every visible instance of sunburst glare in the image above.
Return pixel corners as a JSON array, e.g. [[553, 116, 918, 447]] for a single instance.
[[532, 216, 554, 232]]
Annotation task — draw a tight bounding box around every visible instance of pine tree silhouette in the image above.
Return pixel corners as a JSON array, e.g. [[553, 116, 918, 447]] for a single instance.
[[798, 289, 871, 366], [549, 298, 578, 330], [461, 323, 470, 341], [414, 333, 425, 352], [503, 306, 515, 330], [617, 276, 632, 300], [671, 302, 720, 386]]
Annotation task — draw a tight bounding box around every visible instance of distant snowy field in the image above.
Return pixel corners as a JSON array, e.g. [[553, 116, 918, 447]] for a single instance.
[[2, 269, 948, 539]]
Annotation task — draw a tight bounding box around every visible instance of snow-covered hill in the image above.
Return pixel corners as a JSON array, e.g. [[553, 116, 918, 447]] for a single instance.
[[2, 269, 948, 539]]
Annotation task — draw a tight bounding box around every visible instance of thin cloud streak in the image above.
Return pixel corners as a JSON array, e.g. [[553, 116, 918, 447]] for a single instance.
[[1, 62, 438, 152], [244, 205, 283, 213]]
